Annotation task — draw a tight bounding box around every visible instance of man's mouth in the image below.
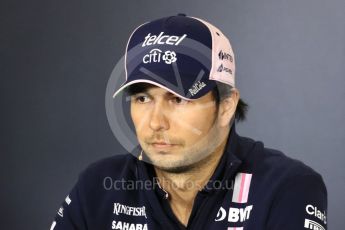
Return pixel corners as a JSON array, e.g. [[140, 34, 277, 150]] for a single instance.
[[150, 142, 177, 149]]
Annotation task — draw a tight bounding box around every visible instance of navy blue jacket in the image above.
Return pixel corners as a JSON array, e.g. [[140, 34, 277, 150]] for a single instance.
[[51, 125, 327, 230]]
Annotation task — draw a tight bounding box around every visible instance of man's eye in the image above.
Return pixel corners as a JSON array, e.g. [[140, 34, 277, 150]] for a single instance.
[[135, 96, 150, 103], [172, 97, 188, 105]]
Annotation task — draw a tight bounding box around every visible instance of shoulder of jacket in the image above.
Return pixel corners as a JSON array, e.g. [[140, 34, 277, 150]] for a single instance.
[[79, 153, 138, 182], [263, 147, 320, 178], [236, 135, 322, 179]]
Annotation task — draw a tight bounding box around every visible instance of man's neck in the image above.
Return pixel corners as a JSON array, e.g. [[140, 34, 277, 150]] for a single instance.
[[153, 136, 229, 226]]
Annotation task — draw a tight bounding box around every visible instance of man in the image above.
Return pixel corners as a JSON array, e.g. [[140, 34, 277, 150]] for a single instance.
[[51, 14, 327, 230]]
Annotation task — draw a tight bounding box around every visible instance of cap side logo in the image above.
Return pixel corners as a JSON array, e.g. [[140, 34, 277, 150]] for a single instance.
[[188, 80, 206, 96], [218, 50, 233, 62], [217, 64, 233, 75]]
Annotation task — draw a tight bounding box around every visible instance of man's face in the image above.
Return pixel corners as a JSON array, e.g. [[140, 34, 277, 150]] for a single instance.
[[130, 85, 226, 173]]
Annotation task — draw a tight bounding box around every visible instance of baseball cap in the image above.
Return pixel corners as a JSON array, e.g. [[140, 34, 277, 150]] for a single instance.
[[112, 13, 235, 100]]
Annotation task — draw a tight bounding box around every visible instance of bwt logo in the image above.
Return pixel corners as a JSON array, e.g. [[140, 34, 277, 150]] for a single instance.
[[218, 50, 233, 62], [215, 205, 253, 223], [143, 49, 177, 64]]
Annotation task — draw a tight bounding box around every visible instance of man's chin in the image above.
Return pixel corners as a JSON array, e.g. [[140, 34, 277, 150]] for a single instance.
[[147, 156, 204, 174], [143, 155, 190, 173], [153, 163, 193, 174]]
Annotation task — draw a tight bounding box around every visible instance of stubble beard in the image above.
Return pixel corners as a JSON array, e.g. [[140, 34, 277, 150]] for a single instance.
[[143, 124, 225, 174]]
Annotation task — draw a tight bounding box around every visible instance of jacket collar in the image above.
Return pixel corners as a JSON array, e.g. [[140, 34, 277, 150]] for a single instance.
[[201, 123, 242, 193]]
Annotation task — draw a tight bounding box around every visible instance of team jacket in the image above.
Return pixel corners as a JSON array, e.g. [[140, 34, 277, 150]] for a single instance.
[[50, 125, 327, 230]]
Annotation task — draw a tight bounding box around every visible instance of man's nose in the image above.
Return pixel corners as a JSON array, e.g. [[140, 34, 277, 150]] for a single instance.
[[149, 101, 169, 131]]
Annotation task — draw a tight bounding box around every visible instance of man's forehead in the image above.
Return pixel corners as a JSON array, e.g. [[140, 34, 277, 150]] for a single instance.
[[140, 85, 173, 95], [129, 83, 179, 96]]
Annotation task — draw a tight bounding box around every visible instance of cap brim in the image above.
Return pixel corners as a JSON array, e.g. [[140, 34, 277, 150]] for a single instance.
[[112, 79, 196, 101]]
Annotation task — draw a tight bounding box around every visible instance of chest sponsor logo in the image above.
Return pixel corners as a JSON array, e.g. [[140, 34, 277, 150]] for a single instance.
[[142, 49, 177, 64], [306, 204, 327, 225], [111, 220, 148, 230], [113, 202, 147, 218], [215, 205, 253, 223], [304, 218, 325, 230], [142, 32, 187, 47]]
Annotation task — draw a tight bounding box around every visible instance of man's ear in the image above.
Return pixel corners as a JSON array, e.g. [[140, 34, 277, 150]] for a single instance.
[[218, 88, 240, 127]]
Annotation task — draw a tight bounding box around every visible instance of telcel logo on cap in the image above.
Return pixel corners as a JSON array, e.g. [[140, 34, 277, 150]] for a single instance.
[[142, 32, 187, 47]]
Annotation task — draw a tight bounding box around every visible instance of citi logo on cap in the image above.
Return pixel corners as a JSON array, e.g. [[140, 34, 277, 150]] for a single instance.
[[142, 49, 177, 64], [142, 32, 187, 47]]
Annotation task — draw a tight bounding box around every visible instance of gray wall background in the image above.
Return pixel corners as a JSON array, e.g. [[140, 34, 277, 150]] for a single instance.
[[1, 0, 344, 229]]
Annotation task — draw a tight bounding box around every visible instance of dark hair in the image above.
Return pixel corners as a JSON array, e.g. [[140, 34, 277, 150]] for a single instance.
[[212, 82, 248, 123], [125, 82, 248, 123]]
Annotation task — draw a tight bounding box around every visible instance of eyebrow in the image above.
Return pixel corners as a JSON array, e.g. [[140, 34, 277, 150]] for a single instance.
[[134, 90, 176, 98]]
